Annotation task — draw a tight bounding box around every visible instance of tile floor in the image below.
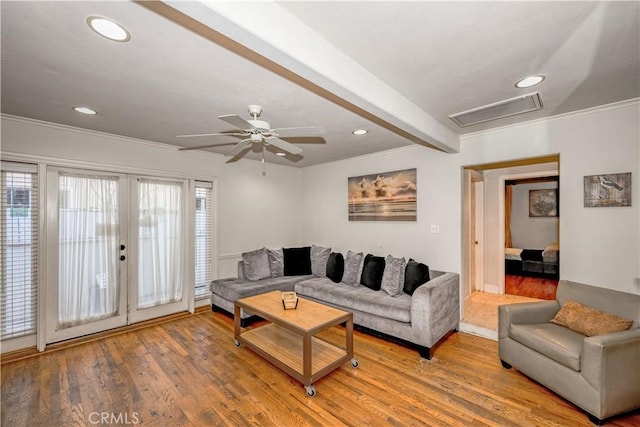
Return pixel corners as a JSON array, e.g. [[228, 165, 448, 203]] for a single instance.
[[459, 291, 542, 340]]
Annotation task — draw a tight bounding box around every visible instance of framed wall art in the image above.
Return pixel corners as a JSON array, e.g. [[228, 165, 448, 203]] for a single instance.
[[348, 168, 417, 221], [584, 172, 632, 207], [529, 189, 558, 217]]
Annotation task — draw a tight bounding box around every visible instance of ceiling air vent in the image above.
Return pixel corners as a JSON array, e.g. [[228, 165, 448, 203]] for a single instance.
[[449, 92, 543, 127]]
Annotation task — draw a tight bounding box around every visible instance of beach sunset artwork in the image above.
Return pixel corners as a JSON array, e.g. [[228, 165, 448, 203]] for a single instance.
[[348, 168, 417, 221]]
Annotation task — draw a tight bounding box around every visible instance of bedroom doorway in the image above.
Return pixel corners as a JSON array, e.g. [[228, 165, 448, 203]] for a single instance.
[[460, 155, 560, 339], [504, 175, 559, 300]]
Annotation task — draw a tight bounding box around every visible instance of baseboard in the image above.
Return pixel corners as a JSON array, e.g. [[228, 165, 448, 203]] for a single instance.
[[459, 322, 498, 341], [483, 283, 499, 294]]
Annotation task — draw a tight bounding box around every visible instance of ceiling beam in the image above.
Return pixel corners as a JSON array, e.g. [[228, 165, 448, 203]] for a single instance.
[[145, 1, 459, 153]]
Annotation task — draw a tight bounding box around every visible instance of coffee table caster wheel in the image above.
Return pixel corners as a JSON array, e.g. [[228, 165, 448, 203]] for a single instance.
[[234, 339, 241, 347], [351, 358, 359, 368], [305, 385, 316, 397]]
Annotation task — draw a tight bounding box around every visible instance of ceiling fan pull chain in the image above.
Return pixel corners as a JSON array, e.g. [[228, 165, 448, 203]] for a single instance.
[[262, 145, 266, 176]]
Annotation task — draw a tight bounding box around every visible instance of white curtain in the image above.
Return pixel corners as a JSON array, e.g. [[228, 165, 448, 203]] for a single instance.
[[137, 178, 183, 308], [58, 173, 119, 328]]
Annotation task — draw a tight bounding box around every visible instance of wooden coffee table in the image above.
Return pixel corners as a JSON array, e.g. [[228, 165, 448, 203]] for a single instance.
[[234, 291, 358, 397]]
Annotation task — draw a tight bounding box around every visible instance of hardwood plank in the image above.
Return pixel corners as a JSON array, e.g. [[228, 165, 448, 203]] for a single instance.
[[2, 311, 639, 426]]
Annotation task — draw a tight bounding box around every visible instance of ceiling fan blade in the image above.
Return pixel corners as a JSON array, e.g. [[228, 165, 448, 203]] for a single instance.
[[178, 142, 238, 151], [218, 114, 253, 130], [227, 138, 252, 156], [226, 145, 253, 164], [176, 132, 245, 138], [265, 136, 303, 155], [271, 126, 325, 138]]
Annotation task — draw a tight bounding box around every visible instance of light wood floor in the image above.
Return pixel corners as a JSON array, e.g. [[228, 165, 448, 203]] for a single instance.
[[2, 311, 639, 426], [463, 291, 541, 334]]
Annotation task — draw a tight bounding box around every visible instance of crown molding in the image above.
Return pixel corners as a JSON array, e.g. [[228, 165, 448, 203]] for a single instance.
[[0, 113, 227, 160], [460, 98, 639, 140]]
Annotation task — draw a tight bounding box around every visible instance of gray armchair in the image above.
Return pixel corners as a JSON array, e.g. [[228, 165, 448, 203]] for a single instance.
[[499, 280, 640, 424]]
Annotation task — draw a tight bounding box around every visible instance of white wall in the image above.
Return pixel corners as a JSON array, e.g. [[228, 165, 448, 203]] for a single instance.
[[301, 146, 459, 273], [0, 116, 303, 279], [301, 100, 640, 294], [510, 181, 559, 249]]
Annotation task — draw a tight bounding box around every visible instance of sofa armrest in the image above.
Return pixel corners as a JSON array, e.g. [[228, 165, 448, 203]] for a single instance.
[[237, 261, 245, 280], [498, 301, 560, 339], [410, 272, 460, 346], [582, 328, 640, 400]]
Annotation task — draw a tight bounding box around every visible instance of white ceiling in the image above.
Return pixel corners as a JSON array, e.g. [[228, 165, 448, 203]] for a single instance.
[[1, 1, 638, 167]]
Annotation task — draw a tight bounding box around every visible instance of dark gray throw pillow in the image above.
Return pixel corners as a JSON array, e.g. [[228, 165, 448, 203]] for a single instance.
[[241, 247, 271, 281], [381, 255, 406, 297], [360, 254, 386, 291], [310, 245, 331, 277], [283, 246, 312, 276], [326, 252, 344, 283], [267, 248, 284, 277], [342, 250, 364, 286], [403, 259, 430, 295]]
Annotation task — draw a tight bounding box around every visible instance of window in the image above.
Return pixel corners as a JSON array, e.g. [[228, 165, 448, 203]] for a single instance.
[[194, 182, 213, 299], [1, 162, 38, 339]]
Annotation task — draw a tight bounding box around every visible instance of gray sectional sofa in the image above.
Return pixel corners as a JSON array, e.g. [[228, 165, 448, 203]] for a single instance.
[[211, 246, 460, 359]]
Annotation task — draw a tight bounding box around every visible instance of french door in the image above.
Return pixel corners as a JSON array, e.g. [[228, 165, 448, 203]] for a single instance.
[[129, 177, 187, 323], [46, 168, 188, 343]]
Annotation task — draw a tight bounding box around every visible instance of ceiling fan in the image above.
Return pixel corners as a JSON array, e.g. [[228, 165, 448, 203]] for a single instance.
[[177, 105, 325, 164]]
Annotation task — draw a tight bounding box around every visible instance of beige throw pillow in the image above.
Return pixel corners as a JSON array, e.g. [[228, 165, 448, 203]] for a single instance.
[[550, 300, 633, 336]]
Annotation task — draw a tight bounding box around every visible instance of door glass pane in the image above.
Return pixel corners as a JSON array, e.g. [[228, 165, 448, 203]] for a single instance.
[[138, 179, 183, 308], [58, 173, 120, 329]]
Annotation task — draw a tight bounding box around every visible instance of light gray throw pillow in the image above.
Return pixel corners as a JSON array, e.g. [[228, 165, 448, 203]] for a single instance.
[[381, 255, 406, 297], [342, 250, 364, 286], [267, 248, 284, 277], [241, 247, 271, 281], [310, 245, 331, 277]]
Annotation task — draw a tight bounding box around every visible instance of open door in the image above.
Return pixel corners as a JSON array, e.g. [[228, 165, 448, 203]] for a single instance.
[[462, 169, 484, 315]]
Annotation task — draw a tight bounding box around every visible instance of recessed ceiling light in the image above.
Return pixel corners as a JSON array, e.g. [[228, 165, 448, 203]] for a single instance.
[[515, 75, 545, 89], [87, 16, 130, 42], [275, 152, 286, 157], [352, 129, 368, 135], [73, 106, 97, 115]]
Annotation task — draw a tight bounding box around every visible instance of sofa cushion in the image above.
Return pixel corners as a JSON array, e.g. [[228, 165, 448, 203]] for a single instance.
[[360, 254, 386, 291], [326, 252, 344, 283], [295, 277, 411, 323], [551, 300, 633, 336], [241, 248, 271, 281], [267, 248, 284, 277], [381, 255, 406, 297], [211, 276, 310, 302], [403, 259, 430, 295], [509, 323, 584, 371], [283, 246, 312, 276], [343, 251, 365, 286], [310, 245, 331, 277]]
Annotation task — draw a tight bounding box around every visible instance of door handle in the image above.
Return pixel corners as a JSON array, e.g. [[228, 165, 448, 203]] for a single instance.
[[120, 255, 126, 261], [120, 244, 126, 251]]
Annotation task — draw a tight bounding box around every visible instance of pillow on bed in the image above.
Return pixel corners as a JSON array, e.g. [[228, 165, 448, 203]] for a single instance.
[[520, 249, 543, 262]]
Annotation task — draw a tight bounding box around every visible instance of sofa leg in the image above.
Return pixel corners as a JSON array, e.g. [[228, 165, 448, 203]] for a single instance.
[[418, 347, 432, 360], [500, 360, 512, 369], [587, 414, 603, 426]]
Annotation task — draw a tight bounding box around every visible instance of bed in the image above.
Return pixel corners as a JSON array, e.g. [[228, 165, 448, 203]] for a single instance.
[[505, 243, 559, 278]]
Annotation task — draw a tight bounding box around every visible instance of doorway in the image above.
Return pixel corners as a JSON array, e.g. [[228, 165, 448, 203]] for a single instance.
[[460, 155, 560, 339]]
